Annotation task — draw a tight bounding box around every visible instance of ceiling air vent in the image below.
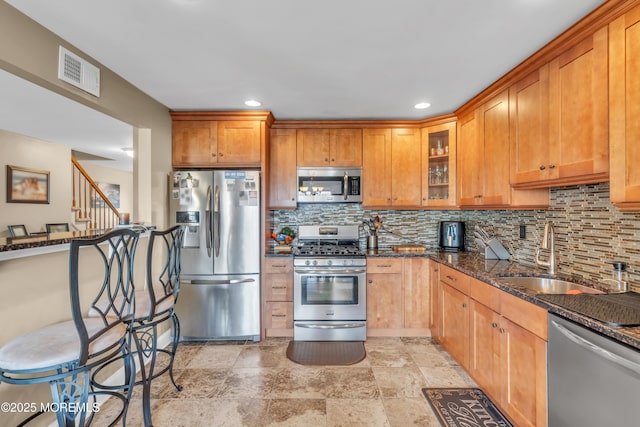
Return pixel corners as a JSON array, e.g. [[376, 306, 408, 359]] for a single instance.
[[58, 46, 100, 97]]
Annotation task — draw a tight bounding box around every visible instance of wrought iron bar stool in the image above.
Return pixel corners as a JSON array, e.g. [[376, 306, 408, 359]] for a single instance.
[[0, 228, 140, 426], [90, 225, 184, 426]]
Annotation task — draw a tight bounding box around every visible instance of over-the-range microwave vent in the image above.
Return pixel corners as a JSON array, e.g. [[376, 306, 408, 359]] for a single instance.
[[58, 46, 100, 97]]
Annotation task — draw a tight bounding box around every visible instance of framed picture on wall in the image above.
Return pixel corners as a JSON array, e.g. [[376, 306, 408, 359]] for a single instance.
[[6, 165, 50, 204], [95, 182, 120, 208]]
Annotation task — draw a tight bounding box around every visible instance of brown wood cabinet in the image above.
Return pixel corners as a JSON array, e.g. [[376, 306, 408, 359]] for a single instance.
[[171, 112, 272, 168], [439, 265, 470, 368], [263, 257, 294, 337], [362, 128, 421, 208], [366, 257, 430, 336], [429, 260, 442, 340], [510, 27, 609, 189], [433, 264, 548, 427], [268, 128, 297, 209], [362, 128, 392, 207], [366, 258, 404, 330], [172, 120, 218, 167], [421, 121, 457, 207], [296, 128, 362, 167], [458, 91, 549, 208], [403, 257, 430, 330], [610, 5, 640, 210]]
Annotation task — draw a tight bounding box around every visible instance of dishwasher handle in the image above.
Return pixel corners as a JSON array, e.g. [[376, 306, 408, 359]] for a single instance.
[[552, 320, 640, 378]]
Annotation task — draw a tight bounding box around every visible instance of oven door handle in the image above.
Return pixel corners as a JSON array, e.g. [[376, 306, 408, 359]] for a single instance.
[[294, 269, 366, 274], [296, 323, 365, 329]]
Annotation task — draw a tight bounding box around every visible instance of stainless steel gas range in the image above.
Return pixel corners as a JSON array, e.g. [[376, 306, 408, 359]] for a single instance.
[[293, 225, 367, 341]]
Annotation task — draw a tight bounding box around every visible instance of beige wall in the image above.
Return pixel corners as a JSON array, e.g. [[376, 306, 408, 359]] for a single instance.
[[0, 130, 73, 235], [79, 161, 134, 222], [0, 3, 172, 425]]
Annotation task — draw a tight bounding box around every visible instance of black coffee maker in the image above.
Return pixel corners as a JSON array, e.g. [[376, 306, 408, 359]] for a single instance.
[[438, 221, 465, 251]]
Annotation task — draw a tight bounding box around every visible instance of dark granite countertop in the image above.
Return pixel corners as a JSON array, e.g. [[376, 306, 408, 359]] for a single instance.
[[0, 229, 106, 252], [427, 251, 640, 351]]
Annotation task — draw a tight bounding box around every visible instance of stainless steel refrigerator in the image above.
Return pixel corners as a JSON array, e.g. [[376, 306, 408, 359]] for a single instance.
[[170, 170, 261, 341]]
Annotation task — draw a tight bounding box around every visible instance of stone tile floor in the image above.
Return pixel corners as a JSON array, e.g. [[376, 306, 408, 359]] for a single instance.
[[95, 337, 476, 426]]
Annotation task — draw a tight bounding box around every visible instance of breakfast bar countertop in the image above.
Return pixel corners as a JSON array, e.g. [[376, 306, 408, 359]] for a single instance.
[[428, 251, 640, 351]]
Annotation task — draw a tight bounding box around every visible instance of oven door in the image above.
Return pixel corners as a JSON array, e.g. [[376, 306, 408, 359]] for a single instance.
[[293, 267, 366, 321]]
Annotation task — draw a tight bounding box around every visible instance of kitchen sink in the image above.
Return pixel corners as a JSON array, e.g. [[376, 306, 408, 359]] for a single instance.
[[498, 276, 604, 294]]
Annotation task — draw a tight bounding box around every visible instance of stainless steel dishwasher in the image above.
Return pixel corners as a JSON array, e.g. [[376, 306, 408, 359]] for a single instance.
[[548, 314, 640, 426]]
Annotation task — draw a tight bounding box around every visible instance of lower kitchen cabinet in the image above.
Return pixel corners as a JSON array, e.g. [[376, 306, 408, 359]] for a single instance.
[[367, 257, 430, 336], [433, 263, 548, 427], [263, 257, 294, 337], [429, 260, 442, 340], [440, 282, 470, 369], [366, 258, 404, 331]]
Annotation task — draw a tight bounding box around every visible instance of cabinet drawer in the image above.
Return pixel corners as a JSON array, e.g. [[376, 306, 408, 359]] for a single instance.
[[367, 257, 403, 274], [265, 258, 293, 274], [468, 277, 501, 313], [501, 291, 548, 340], [439, 265, 470, 294], [265, 302, 293, 330], [264, 274, 293, 301]]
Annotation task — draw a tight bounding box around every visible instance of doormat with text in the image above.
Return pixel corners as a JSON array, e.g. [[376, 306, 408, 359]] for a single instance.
[[422, 388, 513, 427]]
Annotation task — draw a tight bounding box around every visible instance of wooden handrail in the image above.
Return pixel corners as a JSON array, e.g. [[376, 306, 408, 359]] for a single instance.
[[71, 156, 121, 230]]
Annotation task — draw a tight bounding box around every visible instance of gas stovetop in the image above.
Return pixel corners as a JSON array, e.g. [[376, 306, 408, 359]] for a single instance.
[[293, 224, 365, 260], [293, 244, 363, 257]]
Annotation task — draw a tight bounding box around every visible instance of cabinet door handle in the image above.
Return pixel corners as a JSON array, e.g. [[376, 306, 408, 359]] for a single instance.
[[462, 303, 467, 308], [491, 322, 498, 328], [539, 165, 546, 170], [271, 264, 287, 268], [272, 286, 288, 289], [272, 314, 287, 318], [212, 153, 217, 157], [499, 328, 506, 334], [368, 279, 373, 284], [219, 153, 224, 157], [434, 269, 439, 272], [549, 164, 556, 169], [446, 275, 456, 281]]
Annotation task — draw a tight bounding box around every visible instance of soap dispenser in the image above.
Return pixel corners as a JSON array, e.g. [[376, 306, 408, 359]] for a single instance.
[[605, 261, 628, 293]]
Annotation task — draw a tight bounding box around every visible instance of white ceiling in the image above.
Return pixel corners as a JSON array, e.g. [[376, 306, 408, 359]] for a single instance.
[[3, 0, 605, 170]]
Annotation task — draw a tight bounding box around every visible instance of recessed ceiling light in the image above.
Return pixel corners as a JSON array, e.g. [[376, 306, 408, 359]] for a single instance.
[[244, 99, 262, 107], [414, 102, 431, 110], [122, 147, 134, 158]]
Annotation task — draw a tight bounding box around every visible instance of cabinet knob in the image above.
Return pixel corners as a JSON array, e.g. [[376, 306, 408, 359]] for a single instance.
[[331, 158, 335, 162], [446, 275, 456, 281], [491, 322, 498, 328], [499, 328, 506, 334], [549, 164, 556, 169], [325, 158, 329, 162], [212, 153, 217, 157], [368, 279, 373, 284], [539, 165, 546, 170], [462, 303, 467, 308], [219, 153, 224, 157]]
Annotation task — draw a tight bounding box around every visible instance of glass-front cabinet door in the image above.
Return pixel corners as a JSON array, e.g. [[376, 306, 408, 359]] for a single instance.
[[421, 121, 457, 207]]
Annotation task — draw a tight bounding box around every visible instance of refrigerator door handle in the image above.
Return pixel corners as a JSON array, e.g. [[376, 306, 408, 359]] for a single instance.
[[183, 278, 256, 285], [214, 184, 221, 257], [205, 185, 212, 257]]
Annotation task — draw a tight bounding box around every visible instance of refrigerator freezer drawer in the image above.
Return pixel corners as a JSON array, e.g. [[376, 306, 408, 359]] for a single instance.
[[176, 274, 260, 341]]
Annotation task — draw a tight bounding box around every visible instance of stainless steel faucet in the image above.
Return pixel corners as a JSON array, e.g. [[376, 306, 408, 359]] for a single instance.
[[536, 221, 557, 275]]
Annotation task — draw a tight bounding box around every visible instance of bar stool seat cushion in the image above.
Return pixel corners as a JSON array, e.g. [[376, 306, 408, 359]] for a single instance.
[[0, 318, 126, 371], [89, 291, 174, 321]]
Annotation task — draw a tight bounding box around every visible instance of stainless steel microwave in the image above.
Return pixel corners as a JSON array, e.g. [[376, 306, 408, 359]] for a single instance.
[[297, 167, 362, 203]]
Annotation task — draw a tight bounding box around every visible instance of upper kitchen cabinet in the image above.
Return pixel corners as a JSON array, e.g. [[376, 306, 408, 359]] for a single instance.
[[171, 111, 273, 168], [296, 128, 362, 167], [458, 91, 548, 208], [362, 127, 421, 208], [172, 120, 218, 167], [510, 27, 609, 189], [268, 128, 297, 209], [421, 121, 457, 208], [610, 5, 640, 210]]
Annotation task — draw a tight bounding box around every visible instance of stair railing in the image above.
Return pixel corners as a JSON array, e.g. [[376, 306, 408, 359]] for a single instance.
[[71, 156, 121, 231]]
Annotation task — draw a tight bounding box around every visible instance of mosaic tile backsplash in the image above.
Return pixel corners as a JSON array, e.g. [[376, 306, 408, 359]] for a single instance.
[[269, 182, 640, 292]]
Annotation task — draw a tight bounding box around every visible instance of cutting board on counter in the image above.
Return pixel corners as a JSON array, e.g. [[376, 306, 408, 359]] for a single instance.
[[392, 244, 426, 253]]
